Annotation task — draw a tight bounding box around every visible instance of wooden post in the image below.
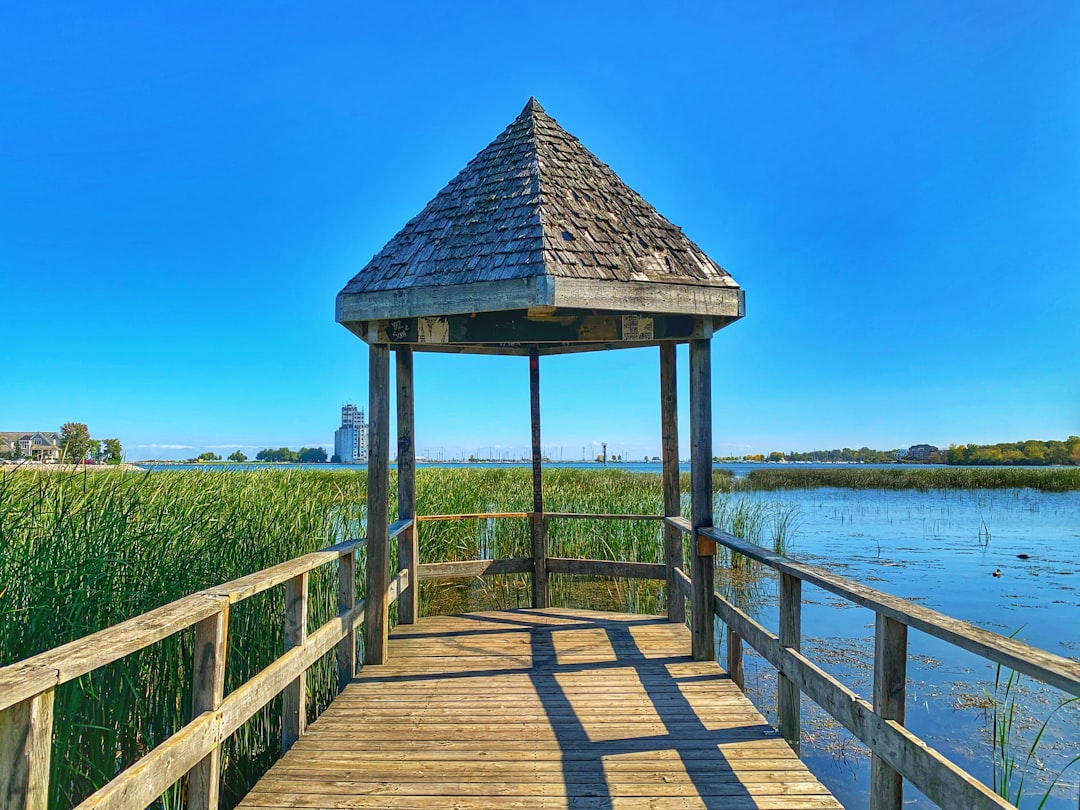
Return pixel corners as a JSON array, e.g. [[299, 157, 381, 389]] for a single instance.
[[689, 338, 714, 660], [396, 347, 418, 624], [659, 343, 684, 624], [0, 690, 54, 810], [871, 613, 908, 810], [529, 347, 548, 609], [727, 629, 745, 689], [778, 572, 802, 753], [281, 572, 308, 753], [336, 548, 356, 687], [188, 607, 228, 810], [365, 342, 391, 665]]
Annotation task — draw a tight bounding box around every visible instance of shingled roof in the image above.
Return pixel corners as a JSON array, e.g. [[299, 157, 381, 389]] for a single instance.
[[336, 99, 743, 329]]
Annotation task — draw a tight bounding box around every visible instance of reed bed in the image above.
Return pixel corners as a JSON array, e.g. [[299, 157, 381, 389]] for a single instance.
[[744, 465, 1080, 492], [0, 464, 773, 809]]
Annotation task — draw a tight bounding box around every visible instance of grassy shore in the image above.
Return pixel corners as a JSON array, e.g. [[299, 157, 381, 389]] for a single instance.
[[743, 465, 1080, 492]]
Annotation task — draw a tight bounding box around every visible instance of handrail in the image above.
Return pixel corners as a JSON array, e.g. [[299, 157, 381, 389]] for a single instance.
[[0, 537, 367, 712], [415, 512, 664, 522], [0, 536, 367, 810], [696, 526, 1080, 697], [662, 520, 1080, 810]]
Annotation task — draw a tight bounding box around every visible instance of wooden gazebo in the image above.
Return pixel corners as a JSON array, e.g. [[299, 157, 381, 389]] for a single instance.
[[336, 98, 744, 665]]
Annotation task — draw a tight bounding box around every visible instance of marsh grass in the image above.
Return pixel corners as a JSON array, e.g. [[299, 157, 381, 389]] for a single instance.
[[0, 464, 774, 809], [745, 466, 1080, 492]]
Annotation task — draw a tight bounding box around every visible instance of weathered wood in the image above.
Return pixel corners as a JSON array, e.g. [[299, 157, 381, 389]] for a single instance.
[[551, 279, 743, 320], [76, 603, 364, 810], [281, 573, 307, 754], [364, 342, 390, 666], [0, 689, 53, 810], [544, 512, 665, 521], [418, 558, 533, 580], [778, 572, 801, 754], [698, 526, 1080, 698], [336, 548, 357, 688], [666, 515, 692, 534], [529, 347, 548, 609], [689, 337, 714, 661], [373, 312, 706, 346], [237, 609, 838, 810], [0, 538, 365, 713], [187, 607, 228, 810], [674, 566, 692, 599], [395, 347, 418, 625], [659, 342, 684, 624], [386, 570, 409, 604], [711, 592, 1013, 810], [416, 512, 530, 522], [546, 558, 666, 580], [871, 614, 907, 810], [387, 517, 413, 539], [727, 628, 745, 690]]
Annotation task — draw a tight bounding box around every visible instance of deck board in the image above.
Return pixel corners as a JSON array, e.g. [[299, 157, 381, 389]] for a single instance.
[[238, 608, 842, 809]]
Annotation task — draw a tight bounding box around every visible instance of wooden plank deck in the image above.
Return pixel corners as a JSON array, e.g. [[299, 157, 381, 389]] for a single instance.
[[238, 608, 843, 809]]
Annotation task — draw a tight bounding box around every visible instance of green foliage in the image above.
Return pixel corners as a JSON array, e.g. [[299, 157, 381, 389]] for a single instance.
[[744, 466, 1080, 492], [255, 447, 298, 462], [227, 450, 247, 463], [297, 447, 328, 463], [60, 421, 94, 462], [771, 446, 902, 463], [196, 451, 221, 462], [947, 436, 1080, 466], [101, 438, 122, 464]]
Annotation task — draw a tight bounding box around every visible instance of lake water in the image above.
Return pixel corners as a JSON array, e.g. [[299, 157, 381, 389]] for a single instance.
[[723, 486, 1080, 809]]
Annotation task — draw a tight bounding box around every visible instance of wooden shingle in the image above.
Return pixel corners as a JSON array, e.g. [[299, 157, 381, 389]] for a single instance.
[[337, 99, 744, 353]]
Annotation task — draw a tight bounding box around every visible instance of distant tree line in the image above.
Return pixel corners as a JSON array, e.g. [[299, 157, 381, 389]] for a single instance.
[[734, 447, 901, 464], [255, 447, 328, 463], [946, 437, 1080, 466]]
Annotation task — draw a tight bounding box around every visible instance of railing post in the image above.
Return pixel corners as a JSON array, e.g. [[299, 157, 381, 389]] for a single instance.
[[689, 336, 714, 660], [281, 572, 308, 752], [337, 547, 356, 687], [778, 572, 801, 754], [0, 689, 54, 810], [659, 342, 684, 624], [396, 347, 418, 624], [871, 613, 907, 810], [727, 628, 744, 689], [188, 606, 228, 810], [364, 342, 391, 665], [529, 347, 548, 609]]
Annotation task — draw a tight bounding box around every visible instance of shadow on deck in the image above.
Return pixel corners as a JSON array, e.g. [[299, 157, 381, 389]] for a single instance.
[[238, 608, 842, 809]]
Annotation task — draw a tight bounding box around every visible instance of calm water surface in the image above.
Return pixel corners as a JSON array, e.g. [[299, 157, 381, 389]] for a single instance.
[[727, 486, 1080, 809]]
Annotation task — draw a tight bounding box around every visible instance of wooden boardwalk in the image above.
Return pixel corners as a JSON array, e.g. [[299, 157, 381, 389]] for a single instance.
[[239, 608, 842, 809]]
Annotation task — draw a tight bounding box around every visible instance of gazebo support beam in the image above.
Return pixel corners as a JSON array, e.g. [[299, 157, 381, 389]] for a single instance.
[[364, 343, 390, 665], [689, 337, 715, 661], [660, 343, 684, 624], [396, 347, 418, 624], [530, 347, 548, 609]]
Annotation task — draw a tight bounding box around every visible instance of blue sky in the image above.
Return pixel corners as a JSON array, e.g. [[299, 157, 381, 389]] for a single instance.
[[2, 2, 1077, 460]]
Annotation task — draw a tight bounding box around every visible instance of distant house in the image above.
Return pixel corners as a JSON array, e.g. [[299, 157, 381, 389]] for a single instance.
[[0, 431, 63, 462], [905, 444, 940, 462]]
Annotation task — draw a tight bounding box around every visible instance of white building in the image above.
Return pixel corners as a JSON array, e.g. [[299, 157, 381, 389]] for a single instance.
[[333, 404, 367, 463]]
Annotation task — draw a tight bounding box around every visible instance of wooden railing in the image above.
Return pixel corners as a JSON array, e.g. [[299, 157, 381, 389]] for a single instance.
[[663, 516, 1080, 810], [4, 509, 1079, 810], [0, 534, 385, 810]]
